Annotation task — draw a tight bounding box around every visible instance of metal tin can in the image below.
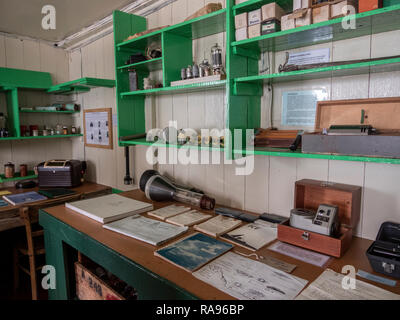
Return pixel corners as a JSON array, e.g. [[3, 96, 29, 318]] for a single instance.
[[181, 68, 187, 80], [20, 164, 28, 177], [4, 162, 15, 178]]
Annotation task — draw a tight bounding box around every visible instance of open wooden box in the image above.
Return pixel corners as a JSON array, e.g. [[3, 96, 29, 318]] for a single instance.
[[302, 97, 400, 158], [277, 179, 362, 258]]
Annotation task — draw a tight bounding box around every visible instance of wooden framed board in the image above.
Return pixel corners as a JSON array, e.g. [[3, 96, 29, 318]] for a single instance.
[[83, 108, 113, 149]]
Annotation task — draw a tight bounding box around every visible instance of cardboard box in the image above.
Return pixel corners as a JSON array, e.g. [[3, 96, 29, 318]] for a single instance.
[[312, 4, 330, 24], [261, 2, 286, 22], [235, 0, 248, 4], [295, 8, 312, 27], [248, 24, 261, 38], [277, 179, 361, 258], [235, 27, 248, 41], [331, 0, 357, 19], [359, 0, 383, 13], [248, 8, 262, 26], [293, 0, 312, 11], [235, 12, 248, 29], [261, 19, 281, 35], [281, 14, 296, 31]]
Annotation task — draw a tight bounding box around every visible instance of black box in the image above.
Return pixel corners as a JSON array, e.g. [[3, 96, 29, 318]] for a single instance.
[[366, 222, 400, 279], [261, 19, 281, 35], [37, 160, 84, 188]]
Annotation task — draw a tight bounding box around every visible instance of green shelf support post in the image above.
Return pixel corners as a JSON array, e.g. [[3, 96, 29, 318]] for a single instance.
[[6, 88, 21, 138]]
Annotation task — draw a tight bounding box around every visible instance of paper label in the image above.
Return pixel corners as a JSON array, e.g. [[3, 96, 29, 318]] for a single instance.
[[288, 48, 330, 66]]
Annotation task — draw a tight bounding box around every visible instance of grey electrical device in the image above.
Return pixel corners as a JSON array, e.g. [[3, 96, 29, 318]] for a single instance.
[[290, 204, 340, 237]]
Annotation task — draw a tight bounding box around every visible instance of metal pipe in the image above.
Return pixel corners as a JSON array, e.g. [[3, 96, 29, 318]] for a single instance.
[[124, 146, 133, 185]]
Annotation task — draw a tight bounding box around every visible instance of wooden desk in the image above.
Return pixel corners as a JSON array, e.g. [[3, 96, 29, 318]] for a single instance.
[[0, 182, 112, 232], [39, 190, 400, 300]]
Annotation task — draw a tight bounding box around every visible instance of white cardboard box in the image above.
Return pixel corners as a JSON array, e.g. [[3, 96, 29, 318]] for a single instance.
[[331, 0, 356, 18], [248, 24, 261, 38], [236, 0, 248, 5], [235, 27, 248, 41], [295, 8, 312, 27], [248, 8, 262, 26], [262, 2, 286, 21], [313, 5, 330, 24], [235, 12, 248, 29], [293, 0, 311, 11], [281, 14, 296, 31]]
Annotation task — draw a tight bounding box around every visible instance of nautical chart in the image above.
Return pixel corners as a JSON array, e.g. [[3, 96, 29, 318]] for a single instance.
[[193, 252, 308, 300]]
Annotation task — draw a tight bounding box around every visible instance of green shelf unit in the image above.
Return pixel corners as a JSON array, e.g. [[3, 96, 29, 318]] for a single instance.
[[233, 147, 400, 165], [20, 109, 79, 114], [47, 77, 116, 95], [0, 134, 83, 142], [0, 171, 37, 184], [113, 1, 400, 165], [120, 80, 227, 97], [231, 4, 400, 52], [234, 57, 400, 85]]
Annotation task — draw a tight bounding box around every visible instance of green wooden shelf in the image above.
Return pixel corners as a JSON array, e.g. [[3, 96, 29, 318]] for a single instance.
[[0, 171, 37, 183], [120, 80, 227, 97], [0, 134, 83, 141], [47, 77, 116, 94], [117, 57, 163, 71], [117, 8, 226, 50], [20, 109, 79, 114], [231, 5, 400, 52], [233, 147, 400, 165], [0, 67, 52, 90], [234, 57, 400, 85], [120, 137, 224, 152]]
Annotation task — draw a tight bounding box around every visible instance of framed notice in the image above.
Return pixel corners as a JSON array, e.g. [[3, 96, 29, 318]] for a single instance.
[[83, 108, 113, 149]]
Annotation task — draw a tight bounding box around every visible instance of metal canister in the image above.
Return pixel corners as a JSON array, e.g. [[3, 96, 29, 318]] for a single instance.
[[20, 164, 28, 177], [186, 66, 193, 79], [193, 64, 200, 78], [4, 162, 15, 178], [181, 68, 187, 80]]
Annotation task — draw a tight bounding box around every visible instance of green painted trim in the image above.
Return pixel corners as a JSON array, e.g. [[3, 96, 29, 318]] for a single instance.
[[6, 88, 20, 137], [0, 134, 83, 141], [120, 80, 227, 96], [0, 171, 37, 183], [0, 67, 52, 89], [112, 188, 124, 194]]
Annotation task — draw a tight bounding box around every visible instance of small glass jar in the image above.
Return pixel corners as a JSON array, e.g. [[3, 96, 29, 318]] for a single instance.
[[71, 126, 77, 134], [55, 124, 62, 135], [62, 126, 68, 135]]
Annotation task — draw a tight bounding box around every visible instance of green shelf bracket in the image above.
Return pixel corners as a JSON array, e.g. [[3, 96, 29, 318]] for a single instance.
[[0, 171, 37, 184]]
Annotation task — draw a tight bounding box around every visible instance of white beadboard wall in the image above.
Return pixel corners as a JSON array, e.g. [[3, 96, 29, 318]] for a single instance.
[[0, 34, 72, 187], [66, 0, 399, 240]]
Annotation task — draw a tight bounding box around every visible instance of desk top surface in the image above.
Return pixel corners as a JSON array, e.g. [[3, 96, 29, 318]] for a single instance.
[[41, 189, 400, 300]]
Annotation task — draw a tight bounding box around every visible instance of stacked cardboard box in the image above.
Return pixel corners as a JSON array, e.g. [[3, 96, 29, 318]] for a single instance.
[[235, 2, 285, 40]]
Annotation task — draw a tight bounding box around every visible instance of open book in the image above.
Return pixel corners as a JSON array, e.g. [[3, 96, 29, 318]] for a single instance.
[[65, 194, 153, 224]]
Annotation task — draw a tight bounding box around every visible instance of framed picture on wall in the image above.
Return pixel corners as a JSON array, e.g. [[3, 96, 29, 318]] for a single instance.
[[83, 108, 113, 149]]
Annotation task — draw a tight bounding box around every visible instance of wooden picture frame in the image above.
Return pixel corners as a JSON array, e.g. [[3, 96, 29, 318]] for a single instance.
[[83, 108, 113, 149]]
